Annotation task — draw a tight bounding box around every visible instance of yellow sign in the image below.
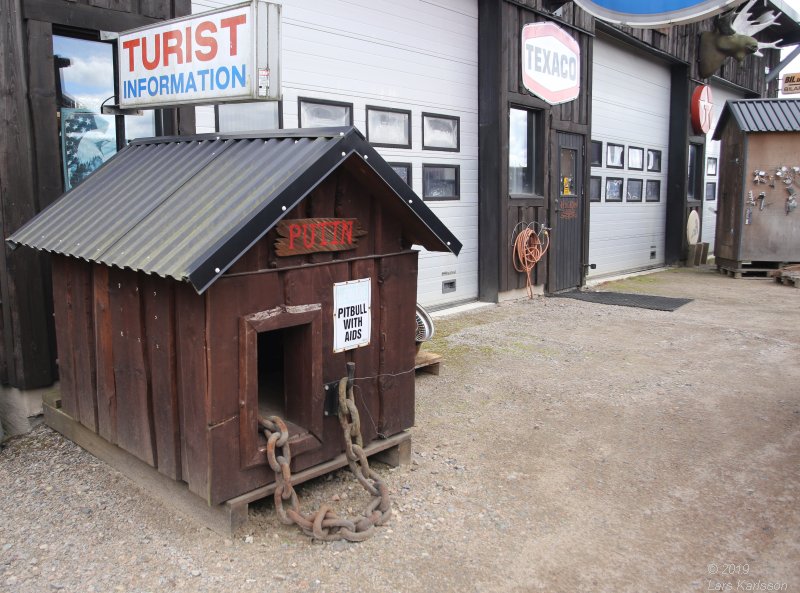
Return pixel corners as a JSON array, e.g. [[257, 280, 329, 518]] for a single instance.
[[782, 73, 800, 95]]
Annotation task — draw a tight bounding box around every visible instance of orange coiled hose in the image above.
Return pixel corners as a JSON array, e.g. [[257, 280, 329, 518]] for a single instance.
[[512, 224, 550, 298]]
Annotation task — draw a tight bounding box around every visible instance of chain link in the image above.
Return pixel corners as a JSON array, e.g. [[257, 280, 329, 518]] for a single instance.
[[258, 362, 391, 542]]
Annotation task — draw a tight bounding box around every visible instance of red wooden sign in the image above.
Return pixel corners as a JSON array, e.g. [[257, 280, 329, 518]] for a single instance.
[[275, 218, 366, 256]]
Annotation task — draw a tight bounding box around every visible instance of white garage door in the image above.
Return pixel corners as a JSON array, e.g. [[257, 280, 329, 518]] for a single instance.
[[589, 37, 671, 279], [193, 0, 478, 309]]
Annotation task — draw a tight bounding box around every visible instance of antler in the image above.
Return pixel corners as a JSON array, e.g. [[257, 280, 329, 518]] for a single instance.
[[731, 0, 782, 37], [754, 39, 783, 57]]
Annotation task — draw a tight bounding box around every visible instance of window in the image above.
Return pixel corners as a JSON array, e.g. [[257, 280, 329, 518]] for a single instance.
[[606, 143, 624, 169], [388, 162, 412, 186], [508, 107, 542, 196], [54, 35, 158, 190], [218, 102, 281, 132], [627, 179, 643, 202], [422, 113, 459, 151], [605, 177, 624, 202], [589, 176, 602, 202], [646, 180, 661, 202], [560, 148, 577, 197], [590, 141, 602, 167], [366, 106, 411, 148], [628, 147, 644, 171], [298, 97, 353, 127], [422, 164, 459, 200], [647, 149, 662, 172], [705, 181, 717, 201], [706, 157, 717, 176]]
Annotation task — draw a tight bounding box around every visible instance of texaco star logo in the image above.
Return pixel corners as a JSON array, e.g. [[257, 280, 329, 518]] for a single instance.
[[692, 85, 714, 134]]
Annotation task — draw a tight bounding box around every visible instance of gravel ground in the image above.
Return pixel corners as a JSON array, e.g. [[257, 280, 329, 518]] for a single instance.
[[1, 265, 799, 593]]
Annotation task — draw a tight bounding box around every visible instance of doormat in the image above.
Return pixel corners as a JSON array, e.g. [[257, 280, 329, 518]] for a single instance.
[[551, 291, 692, 312]]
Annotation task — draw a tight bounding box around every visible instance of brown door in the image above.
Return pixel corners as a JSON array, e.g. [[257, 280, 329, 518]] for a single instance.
[[550, 132, 584, 292]]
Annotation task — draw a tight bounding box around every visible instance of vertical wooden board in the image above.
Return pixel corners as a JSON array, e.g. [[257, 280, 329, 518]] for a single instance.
[[50, 258, 78, 420], [350, 259, 380, 443], [307, 175, 337, 265], [208, 420, 270, 505], [93, 265, 116, 444], [206, 272, 284, 423], [285, 263, 350, 382], [507, 4, 520, 94], [140, 0, 170, 19], [109, 269, 155, 466], [142, 274, 181, 480], [335, 167, 383, 257], [377, 254, 418, 436], [69, 259, 98, 433], [174, 282, 209, 496]]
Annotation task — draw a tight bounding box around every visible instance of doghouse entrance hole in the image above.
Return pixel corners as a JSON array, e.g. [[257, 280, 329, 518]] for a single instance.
[[255, 323, 311, 436]]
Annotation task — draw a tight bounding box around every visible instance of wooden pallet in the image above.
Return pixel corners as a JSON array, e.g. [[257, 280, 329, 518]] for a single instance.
[[43, 396, 410, 537], [414, 350, 442, 375], [717, 263, 780, 279], [775, 272, 800, 288]]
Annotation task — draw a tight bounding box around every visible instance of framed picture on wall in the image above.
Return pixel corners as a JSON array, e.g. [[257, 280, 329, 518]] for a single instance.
[[388, 162, 412, 186], [590, 141, 602, 167], [589, 176, 602, 202], [627, 178, 643, 202], [298, 97, 353, 127], [706, 181, 717, 201], [606, 143, 624, 169], [422, 113, 460, 151], [605, 177, 624, 202], [646, 179, 661, 202], [647, 149, 662, 172], [628, 147, 644, 171], [366, 106, 412, 148], [706, 157, 717, 176]]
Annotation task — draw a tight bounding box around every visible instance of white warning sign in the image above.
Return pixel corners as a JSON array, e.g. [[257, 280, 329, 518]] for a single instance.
[[333, 278, 371, 352]]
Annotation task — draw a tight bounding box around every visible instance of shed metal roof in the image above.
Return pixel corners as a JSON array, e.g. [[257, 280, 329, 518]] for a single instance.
[[8, 127, 462, 293], [713, 98, 800, 139]]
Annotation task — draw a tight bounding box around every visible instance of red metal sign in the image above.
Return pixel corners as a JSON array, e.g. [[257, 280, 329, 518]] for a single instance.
[[275, 218, 366, 256], [521, 22, 581, 105], [691, 85, 714, 134]]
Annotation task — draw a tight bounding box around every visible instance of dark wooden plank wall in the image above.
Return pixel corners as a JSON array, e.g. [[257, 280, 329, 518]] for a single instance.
[[0, 0, 192, 391], [51, 258, 191, 484], [497, 2, 592, 294]]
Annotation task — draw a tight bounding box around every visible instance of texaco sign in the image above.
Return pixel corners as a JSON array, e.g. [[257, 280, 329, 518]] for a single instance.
[[521, 22, 581, 105]]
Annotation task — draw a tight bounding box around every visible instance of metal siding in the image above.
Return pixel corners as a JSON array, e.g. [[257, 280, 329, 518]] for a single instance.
[[725, 99, 800, 133], [192, 0, 479, 308], [9, 129, 461, 292], [589, 38, 671, 279]]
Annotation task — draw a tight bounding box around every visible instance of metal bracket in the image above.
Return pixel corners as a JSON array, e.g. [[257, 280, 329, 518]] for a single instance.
[[323, 380, 341, 417]]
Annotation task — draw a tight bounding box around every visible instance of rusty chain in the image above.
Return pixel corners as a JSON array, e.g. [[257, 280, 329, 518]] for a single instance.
[[258, 362, 391, 542]]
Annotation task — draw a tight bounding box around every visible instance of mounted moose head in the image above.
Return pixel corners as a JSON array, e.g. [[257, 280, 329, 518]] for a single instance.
[[699, 0, 782, 79]]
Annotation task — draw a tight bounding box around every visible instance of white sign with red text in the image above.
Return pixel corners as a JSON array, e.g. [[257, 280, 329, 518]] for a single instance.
[[118, 0, 280, 108], [521, 22, 580, 105]]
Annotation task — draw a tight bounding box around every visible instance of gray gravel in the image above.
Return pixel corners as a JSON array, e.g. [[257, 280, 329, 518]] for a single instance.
[[1, 266, 799, 593]]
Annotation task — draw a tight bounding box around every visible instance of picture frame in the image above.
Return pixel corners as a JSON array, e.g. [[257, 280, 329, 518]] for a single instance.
[[605, 177, 624, 202], [366, 106, 412, 148], [646, 179, 661, 202], [590, 141, 602, 167], [706, 157, 717, 176], [388, 162, 412, 186], [626, 178, 643, 202], [422, 113, 460, 151], [606, 143, 624, 169], [589, 176, 602, 202], [422, 164, 460, 200], [647, 149, 662, 172], [628, 146, 644, 171], [298, 97, 353, 128], [705, 181, 717, 201]]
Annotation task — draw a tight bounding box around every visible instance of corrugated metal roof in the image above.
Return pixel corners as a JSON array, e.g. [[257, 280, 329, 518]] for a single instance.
[[713, 98, 800, 139], [8, 127, 462, 293]]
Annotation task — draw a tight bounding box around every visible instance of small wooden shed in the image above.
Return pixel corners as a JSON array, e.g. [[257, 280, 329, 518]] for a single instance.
[[9, 127, 461, 506], [712, 98, 800, 274]]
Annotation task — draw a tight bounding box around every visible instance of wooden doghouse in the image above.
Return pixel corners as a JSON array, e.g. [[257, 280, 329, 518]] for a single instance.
[[9, 127, 461, 511], [713, 98, 800, 274]]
